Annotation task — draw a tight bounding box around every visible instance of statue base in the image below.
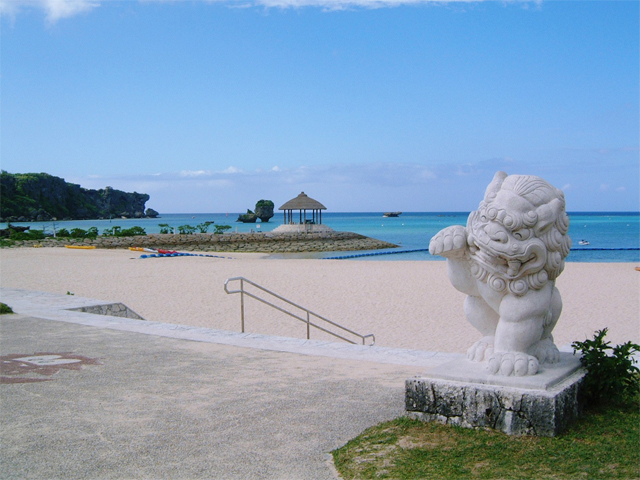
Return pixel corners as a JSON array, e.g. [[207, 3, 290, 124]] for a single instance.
[[405, 353, 585, 436]]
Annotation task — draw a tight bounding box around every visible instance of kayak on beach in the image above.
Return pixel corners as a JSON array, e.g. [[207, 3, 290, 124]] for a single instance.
[[129, 247, 158, 253]]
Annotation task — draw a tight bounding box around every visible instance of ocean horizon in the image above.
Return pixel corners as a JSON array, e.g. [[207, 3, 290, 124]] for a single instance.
[[2, 211, 639, 262]]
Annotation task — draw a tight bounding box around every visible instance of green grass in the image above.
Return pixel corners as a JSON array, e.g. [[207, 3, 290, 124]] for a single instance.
[[332, 401, 639, 479]]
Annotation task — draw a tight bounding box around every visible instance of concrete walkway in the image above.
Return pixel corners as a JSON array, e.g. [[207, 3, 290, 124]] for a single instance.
[[0, 288, 459, 480]]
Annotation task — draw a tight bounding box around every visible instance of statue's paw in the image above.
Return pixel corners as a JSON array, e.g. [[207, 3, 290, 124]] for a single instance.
[[429, 225, 468, 258], [467, 336, 494, 362], [531, 338, 560, 365], [488, 352, 539, 376]]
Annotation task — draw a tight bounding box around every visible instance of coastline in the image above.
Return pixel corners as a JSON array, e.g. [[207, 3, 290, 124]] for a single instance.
[[2, 211, 638, 262], [1, 247, 637, 354]]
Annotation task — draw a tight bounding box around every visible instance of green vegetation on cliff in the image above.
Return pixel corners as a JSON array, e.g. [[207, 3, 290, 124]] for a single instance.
[[0, 171, 151, 222], [255, 199, 275, 222], [237, 199, 275, 223]]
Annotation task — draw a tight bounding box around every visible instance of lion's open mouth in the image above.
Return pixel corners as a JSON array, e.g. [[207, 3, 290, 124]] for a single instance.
[[471, 243, 511, 275], [472, 238, 540, 279], [470, 236, 542, 279]]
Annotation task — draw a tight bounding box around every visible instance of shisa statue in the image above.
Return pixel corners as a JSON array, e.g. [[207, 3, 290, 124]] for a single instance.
[[429, 172, 572, 376]]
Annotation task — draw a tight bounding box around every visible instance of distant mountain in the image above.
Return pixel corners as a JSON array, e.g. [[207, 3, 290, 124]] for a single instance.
[[0, 171, 154, 222]]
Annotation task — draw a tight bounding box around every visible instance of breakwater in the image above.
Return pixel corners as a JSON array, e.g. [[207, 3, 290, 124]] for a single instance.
[[8, 231, 398, 253]]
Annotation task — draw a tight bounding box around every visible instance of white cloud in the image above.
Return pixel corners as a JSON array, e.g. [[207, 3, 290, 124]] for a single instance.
[[0, 0, 100, 23], [179, 169, 212, 177], [74, 161, 439, 193], [247, 0, 425, 9], [65, 158, 567, 212], [2, 0, 532, 22], [454, 157, 521, 177], [616, 186, 626, 193]]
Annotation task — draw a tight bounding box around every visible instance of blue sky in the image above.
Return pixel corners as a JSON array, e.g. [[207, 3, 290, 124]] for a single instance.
[[1, 0, 638, 213]]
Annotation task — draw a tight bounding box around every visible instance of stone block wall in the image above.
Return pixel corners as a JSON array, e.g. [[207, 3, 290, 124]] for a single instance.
[[68, 303, 144, 320], [405, 370, 586, 437], [8, 231, 398, 253]]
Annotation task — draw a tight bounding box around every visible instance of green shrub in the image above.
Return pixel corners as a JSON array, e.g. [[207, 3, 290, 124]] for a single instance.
[[119, 226, 146, 236], [30, 230, 46, 240], [158, 223, 172, 234], [9, 229, 45, 241], [197, 221, 214, 233], [214, 224, 231, 234], [101, 226, 120, 237], [102, 226, 145, 237], [55, 227, 98, 238], [573, 328, 640, 407], [69, 227, 98, 239], [178, 225, 196, 235], [0, 302, 14, 314]]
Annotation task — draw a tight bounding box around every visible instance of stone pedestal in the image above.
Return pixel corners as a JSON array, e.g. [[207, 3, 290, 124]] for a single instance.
[[405, 353, 585, 436]]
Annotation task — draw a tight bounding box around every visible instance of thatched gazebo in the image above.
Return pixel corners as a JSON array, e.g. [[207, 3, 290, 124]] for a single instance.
[[279, 192, 326, 225]]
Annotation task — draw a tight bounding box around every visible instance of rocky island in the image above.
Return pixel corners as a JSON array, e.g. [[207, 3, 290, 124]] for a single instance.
[[0, 171, 156, 222], [237, 200, 275, 223]]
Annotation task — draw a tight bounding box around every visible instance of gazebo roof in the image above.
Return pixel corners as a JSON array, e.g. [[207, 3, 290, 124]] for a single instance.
[[279, 192, 326, 211]]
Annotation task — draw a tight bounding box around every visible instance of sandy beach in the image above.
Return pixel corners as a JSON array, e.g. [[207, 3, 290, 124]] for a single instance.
[[1, 247, 638, 353]]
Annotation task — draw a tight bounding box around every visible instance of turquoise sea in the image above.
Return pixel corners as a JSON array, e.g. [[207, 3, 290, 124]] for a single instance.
[[2, 212, 638, 262]]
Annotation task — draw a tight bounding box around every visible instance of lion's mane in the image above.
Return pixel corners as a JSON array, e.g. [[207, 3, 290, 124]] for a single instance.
[[467, 174, 572, 297]]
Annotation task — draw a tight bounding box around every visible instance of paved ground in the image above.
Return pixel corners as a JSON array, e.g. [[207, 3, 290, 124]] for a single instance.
[[0, 288, 459, 480]]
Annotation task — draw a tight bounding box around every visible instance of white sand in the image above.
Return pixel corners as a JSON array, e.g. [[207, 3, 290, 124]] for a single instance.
[[1, 247, 638, 353]]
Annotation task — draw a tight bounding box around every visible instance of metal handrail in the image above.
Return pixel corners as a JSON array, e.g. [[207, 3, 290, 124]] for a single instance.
[[224, 276, 375, 346]]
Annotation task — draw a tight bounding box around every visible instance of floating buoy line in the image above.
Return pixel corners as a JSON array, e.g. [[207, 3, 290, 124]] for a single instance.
[[324, 248, 430, 260]]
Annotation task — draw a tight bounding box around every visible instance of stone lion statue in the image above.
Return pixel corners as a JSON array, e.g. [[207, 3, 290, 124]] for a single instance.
[[429, 171, 572, 376]]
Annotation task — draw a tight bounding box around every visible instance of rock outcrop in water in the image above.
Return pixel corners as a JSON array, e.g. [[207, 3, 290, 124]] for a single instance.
[[236, 210, 258, 223], [255, 200, 275, 222], [237, 200, 275, 223], [0, 171, 153, 222]]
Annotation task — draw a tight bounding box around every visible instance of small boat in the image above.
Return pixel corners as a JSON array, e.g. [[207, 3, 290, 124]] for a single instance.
[[578, 240, 590, 246], [383, 212, 402, 218]]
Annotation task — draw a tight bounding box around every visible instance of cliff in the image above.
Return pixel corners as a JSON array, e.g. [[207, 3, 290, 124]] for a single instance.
[[0, 171, 152, 222]]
